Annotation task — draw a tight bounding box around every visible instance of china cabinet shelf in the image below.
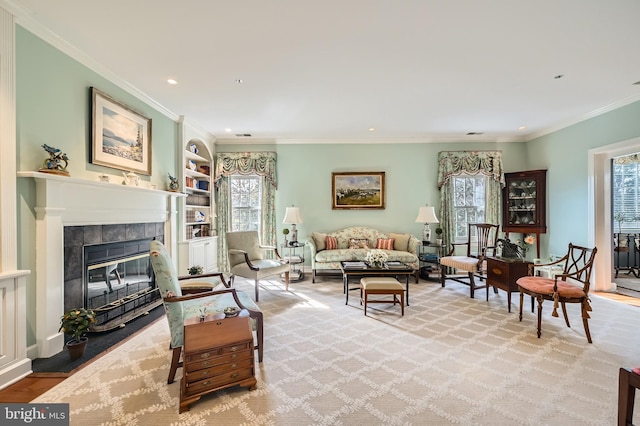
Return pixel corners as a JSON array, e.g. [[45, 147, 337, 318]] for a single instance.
[[502, 169, 547, 257]]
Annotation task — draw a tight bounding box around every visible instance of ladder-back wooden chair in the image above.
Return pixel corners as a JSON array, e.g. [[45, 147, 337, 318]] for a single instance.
[[516, 243, 597, 343], [439, 223, 499, 298]]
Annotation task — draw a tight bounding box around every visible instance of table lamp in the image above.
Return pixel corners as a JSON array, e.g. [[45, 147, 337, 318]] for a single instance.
[[415, 206, 439, 244], [283, 206, 303, 244]]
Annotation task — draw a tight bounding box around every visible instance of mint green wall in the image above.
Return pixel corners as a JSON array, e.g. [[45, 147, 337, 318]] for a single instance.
[[526, 101, 640, 256], [217, 142, 528, 247], [16, 26, 179, 346]]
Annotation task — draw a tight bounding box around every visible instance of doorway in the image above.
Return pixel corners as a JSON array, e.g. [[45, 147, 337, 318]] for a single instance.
[[590, 138, 640, 296]]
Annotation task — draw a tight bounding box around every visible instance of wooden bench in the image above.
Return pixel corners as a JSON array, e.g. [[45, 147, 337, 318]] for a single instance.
[[360, 277, 405, 316]]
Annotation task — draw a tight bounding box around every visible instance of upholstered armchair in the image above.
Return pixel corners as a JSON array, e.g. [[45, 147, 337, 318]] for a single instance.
[[226, 231, 290, 302], [149, 240, 263, 384], [439, 223, 499, 298]]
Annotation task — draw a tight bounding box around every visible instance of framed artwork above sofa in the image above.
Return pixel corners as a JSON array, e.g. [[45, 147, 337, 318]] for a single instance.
[[332, 171, 385, 209]]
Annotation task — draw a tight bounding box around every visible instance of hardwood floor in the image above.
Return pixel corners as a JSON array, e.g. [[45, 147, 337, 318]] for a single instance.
[[0, 373, 68, 402]]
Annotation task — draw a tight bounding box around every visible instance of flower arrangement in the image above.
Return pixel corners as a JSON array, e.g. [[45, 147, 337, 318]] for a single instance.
[[365, 249, 389, 266], [517, 235, 536, 256], [59, 308, 96, 343]]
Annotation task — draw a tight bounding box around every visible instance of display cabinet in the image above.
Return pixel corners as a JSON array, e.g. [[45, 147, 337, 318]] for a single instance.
[[184, 140, 212, 240], [177, 117, 217, 275], [502, 169, 547, 257]]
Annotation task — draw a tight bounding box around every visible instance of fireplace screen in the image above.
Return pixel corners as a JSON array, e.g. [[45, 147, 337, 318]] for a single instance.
[[84, 239, 161, 331]]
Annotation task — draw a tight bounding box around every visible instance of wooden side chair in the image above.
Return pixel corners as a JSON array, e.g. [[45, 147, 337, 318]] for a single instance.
[[619, 367, 640, 426], [516, 243, 597, 343], [439, 223, 499, 298]]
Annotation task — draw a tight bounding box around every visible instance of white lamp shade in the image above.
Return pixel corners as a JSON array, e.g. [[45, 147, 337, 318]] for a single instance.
[[415, 206, 439, 224], [283, 206, 303, 224]]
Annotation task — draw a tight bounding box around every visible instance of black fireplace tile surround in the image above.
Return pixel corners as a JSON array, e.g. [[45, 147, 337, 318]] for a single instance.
[[63, 222, 164, 314]]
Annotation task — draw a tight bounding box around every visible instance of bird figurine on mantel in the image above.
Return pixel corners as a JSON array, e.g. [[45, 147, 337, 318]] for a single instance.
[[39, 144, 70, 176], [168, 173, 180, 191]]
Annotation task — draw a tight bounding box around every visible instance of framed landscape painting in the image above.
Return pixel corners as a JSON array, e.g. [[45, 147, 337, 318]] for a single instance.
[[91, 87, 152, 175], [332, 171, 386, 209]]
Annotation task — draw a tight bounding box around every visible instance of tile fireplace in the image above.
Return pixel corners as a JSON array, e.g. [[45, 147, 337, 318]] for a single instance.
[[64, 225, 164, 331], [18, 171, 183, 358]]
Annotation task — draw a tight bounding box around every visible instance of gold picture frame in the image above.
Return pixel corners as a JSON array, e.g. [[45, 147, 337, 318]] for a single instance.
[[332, 171, 386, 209], [91, 87, 152, 175]]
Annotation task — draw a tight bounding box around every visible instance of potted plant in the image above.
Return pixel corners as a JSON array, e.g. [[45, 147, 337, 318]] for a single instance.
[[282, 228, 290, 246], [188, 265, 204, 275], [435, 227, 443, 246], [59, 307, 96, 360]]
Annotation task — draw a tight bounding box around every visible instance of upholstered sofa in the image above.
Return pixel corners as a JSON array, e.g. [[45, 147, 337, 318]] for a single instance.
[[306, 226, 420, 282]]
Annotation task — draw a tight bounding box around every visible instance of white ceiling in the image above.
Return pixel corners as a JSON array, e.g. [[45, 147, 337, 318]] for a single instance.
[[9, 0, 640, 143]]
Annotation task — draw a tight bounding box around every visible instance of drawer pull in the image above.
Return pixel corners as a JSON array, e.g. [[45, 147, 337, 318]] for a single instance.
[[200, 353, 211, 358], [231, 363, 237, 369], [230, 354, 238, 359], [230, 346, 239, 352], [492, 268, 502, 275], [216, 321, 223, 325], [201, 361, 210, 366], [201, 380, 210, 386], [230, 373, 239, 379]]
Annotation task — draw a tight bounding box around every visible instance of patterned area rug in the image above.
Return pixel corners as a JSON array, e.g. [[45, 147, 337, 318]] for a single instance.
[[34, 277, 640, 425]]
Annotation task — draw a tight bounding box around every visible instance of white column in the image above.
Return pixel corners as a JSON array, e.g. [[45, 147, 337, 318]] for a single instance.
[[0, 5, 31, 389]]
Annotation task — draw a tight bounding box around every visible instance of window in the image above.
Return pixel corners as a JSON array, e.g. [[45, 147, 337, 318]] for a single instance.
[[612, 153, 640, 232], [230, 175, 262, 232], [452, 174, 486, 241]]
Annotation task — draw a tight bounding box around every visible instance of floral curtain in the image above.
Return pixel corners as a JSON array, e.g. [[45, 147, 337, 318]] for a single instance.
[[437, 151, 505, 248], [214, 152, 277, 271]]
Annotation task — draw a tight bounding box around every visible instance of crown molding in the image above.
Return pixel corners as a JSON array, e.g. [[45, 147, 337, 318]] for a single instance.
[[9, 2, 180, 122], [215, 135, 528, 145], [526, 93, 640, 141]]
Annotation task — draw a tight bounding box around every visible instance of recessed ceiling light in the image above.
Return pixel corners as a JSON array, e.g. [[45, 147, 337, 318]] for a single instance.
[[225, 128, 232, 133], [519, 126, 527, 131], [369, 128, 376, 132], [554, 74, 564, 79], [235, 79, 243, 84], [466, 132, 484, 136], [167, 78, 178, 85]]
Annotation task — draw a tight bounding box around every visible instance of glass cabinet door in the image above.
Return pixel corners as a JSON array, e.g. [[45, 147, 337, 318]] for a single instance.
[[502, 170, 547, 235]]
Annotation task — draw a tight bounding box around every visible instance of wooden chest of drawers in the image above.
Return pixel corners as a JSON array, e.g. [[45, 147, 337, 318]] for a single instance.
[[180, 314, 256, 413], [486, 257, 532, 313]]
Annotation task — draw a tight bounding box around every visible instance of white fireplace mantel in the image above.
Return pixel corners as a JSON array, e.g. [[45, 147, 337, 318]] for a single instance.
[[18, 171, 184, 358]]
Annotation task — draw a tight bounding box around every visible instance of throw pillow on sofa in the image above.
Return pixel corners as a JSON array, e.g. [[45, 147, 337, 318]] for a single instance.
[[325, 235, 338, 250], [349, 238, 370, 249], [389, 233, 411, 251], [312, 232, 327, 251], [376, 238, 395, 250]]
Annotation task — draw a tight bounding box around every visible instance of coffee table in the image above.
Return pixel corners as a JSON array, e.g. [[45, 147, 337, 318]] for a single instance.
[[340, 261, 415, 305]]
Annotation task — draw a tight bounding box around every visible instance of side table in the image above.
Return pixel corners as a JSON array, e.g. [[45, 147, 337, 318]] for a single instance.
[[180, 312, 256, 413], [486, 256, 532, 312], [281, 242, 305, 282], [418, 243, 444, 281]]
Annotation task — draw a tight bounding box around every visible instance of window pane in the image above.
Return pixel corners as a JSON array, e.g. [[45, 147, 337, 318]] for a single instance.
[[230, 175, 262, 232], [452, 175, 486, 241], [612, 154, 640, 232]]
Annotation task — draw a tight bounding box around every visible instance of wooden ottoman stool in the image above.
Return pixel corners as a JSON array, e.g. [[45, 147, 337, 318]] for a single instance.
[[360, 277, 405, 316]]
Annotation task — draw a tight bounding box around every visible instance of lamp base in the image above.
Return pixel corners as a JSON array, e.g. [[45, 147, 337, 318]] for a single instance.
[[422, 224, 431, 244]]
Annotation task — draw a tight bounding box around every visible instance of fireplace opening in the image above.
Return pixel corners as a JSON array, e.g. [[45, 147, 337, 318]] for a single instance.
[[83, 238, 162, 331]]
